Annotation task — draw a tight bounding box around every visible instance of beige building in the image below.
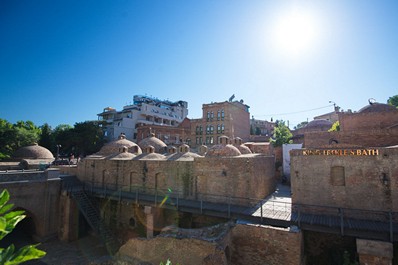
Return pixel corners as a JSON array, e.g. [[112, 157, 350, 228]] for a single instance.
[[190, 99, 250, 148]]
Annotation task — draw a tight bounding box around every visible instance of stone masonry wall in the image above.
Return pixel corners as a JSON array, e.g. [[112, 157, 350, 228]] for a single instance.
[[304, 129, 398, 148], [116, 223, 303, 265], [77, 154, 276, 206], [290, 147, 398, 212], [229, 224, 303, 265]]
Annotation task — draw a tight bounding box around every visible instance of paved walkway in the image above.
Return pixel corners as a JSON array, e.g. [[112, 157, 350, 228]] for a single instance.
[[247, 183, 292, 221]]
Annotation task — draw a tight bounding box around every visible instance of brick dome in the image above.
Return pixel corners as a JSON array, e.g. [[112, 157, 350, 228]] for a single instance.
[[206, 136, 241, 157], [138, 133, 167, 153], [98, 133, 142, 156], [358, 103, 397, 113], [233, 137, 252, 154], [13, 143, 54, 159], [107, 146, 136, 160]]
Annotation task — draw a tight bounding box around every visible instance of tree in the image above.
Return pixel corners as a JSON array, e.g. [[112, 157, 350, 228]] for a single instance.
[[12, 121, 41, 149], [387, 95, 398, 108], [0, 120, 41, 160], [0, 120, 14, 160], [294, 121, 308, 130], [38, 124, 54, 152], [328, 121, 340, 132], [270, 120, 292, 147], [0, 189, 46, 264]]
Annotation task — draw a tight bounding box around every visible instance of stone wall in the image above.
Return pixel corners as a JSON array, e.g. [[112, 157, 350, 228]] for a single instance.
[[290, 147, 398, 212], [116, 223, 303, 265], [0, 173, 61, 241], [77, 154, 276, 206], [229, 224, 303, 265], [304, 129, 398, 148], [339, 110, 398, 131]]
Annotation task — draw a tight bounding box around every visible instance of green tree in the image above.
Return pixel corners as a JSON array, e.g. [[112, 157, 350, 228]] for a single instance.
[[0, 120, 14, 160], [71, 121, 105, 156], [294, 121, 308, 130], [0, 189, 46, 264], [270, 120, 292, 147], [13, 121, 41, 149], [38, 124, 54, 153], [387, 95, 398, 108], [328, 121, 340, 132]]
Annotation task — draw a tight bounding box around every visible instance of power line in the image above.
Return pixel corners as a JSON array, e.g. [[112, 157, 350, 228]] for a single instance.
[[254, 104, 334, 117]]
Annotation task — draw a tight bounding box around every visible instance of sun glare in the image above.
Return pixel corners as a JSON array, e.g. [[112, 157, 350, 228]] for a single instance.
[[272, 8, 320, 58]]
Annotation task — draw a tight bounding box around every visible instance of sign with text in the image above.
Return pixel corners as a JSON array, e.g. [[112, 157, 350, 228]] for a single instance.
[[302, 149, 380, 156]]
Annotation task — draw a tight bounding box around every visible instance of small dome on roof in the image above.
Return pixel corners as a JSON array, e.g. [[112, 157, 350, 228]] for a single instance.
[[13, 143, 54, 159], [138, 133, 167, 153], [206, 136, 241, 157], [107, 146, 136, 160], [167, 151, 202, 161], [98, 133, 142, 156], [358, 103, 397, 113], [233, 137, 252, 154]]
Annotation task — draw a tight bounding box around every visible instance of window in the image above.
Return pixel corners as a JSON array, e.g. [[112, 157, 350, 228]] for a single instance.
[[196, 126, 200, 135], [221, 124, 225, 133], [206, 125, 210, 135], [217, 124, 221, 134], [217, 110, 221, 121], [331, 166, 345, 186], [210, 136, 214, 144], [209, 125, 214, 134], [221, 110, 225, 120], [207, 111, 210, 121], [199, 125, 203, 134], [210, 111, 214, 121]]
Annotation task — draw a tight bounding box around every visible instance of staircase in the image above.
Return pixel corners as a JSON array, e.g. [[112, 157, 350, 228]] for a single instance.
[[62, 176, 119, 255]]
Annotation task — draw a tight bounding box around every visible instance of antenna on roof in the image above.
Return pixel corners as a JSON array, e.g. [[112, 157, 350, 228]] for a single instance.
[[229, 94, 235, 102]]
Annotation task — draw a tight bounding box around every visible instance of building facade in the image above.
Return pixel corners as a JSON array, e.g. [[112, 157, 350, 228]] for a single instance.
[[190, 100, 250, 148], [98, 95, 188, 142]]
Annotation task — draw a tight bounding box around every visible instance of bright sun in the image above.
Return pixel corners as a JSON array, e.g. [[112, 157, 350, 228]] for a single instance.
[[272, 8, 320, 57]]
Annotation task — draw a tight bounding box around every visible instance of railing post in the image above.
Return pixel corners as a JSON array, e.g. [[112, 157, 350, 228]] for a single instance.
[[228, 196, 231, 218], [389, 211, 393, 242], [339, 208, 344, 236], [298, 205, 301, 228]]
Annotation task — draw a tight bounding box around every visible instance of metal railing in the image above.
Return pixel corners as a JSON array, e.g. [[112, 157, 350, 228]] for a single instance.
[[61, 178, 398, 242]]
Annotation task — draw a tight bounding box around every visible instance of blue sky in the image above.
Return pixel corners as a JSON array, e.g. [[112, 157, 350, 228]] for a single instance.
[[1, 0, 397, 129]]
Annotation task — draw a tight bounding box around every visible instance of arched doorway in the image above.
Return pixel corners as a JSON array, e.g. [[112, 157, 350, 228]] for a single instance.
[[0, 208, 38, 249]]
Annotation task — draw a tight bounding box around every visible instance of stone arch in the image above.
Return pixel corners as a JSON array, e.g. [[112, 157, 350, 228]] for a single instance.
[[3, 208, 40, 245], [155, 172, 166, 191], [128, 171, 141, 191]]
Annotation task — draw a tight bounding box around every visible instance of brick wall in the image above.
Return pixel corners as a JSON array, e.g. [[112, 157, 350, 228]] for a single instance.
[[290, 147, 398, 212], [116, 223, 303, 265], [229, 224, 303, 265], [339, 110, 398, 131], [304, 129, 398, 148], [77, 154, 276, 206]]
